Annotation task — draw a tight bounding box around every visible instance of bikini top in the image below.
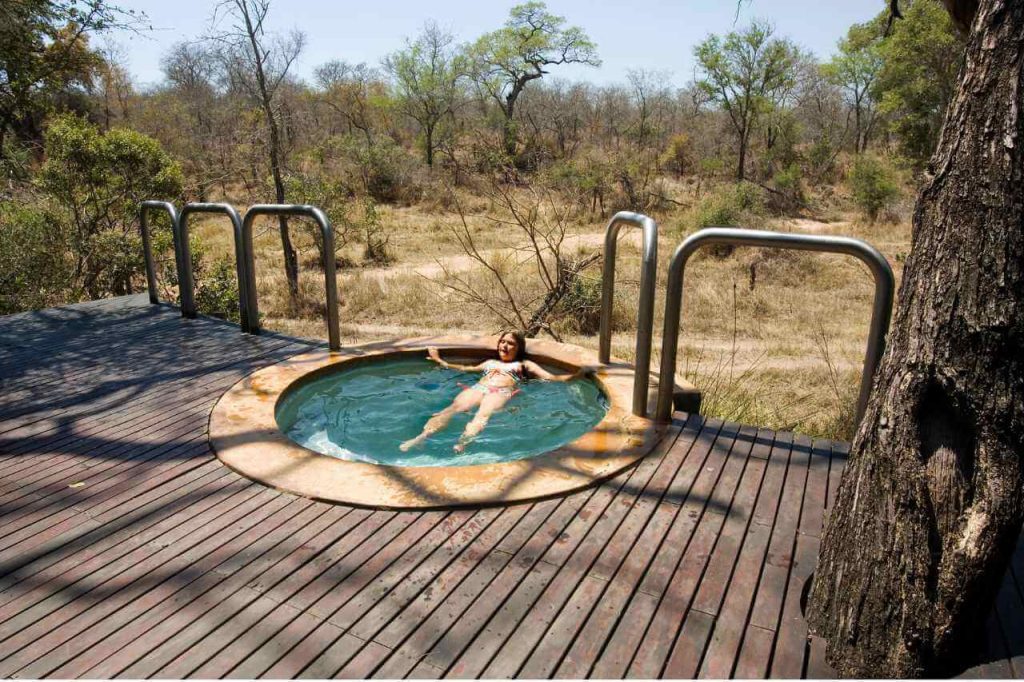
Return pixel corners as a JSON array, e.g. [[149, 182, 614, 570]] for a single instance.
[[482, 359, 526, 384]]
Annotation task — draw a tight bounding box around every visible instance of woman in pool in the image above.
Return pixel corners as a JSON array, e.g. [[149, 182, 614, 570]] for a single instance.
[[400, 331, 592, 453]]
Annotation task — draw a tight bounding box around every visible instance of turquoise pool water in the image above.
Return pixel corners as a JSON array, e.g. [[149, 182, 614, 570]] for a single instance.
[[276, 357, 610, 467]]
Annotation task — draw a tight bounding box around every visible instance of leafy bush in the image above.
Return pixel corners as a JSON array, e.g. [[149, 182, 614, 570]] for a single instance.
[[660, 133, 695, 177], [849, 154, 900, 222], [335, 135, 424, 204], [194, 257, 240, 322], [0, 117, 181, 313], [0, 201, 71, 313], [360, 200, 393, 265], [546, 155, 613, 216], [695, 182, 764, 229], [285, 169, 356, 267], [769, 163, 805, 212], [37, 114, 183, 300], [556, 273, 603, 335]]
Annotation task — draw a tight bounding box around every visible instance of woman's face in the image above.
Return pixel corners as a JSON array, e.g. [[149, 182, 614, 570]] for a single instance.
[[497, 334, 519, 362]]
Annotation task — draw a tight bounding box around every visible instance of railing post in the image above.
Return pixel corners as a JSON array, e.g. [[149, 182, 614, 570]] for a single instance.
[[241, 204, 340, 351], [598, 211, 658, 418], [173, 207, 197, 319], [178, 203, 249, 331], [139, 201, 178, 305], [655, 227, 895, 425]]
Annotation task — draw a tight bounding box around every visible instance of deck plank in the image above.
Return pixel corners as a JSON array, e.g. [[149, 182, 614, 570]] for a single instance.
[[0, 294, 1016, 679]]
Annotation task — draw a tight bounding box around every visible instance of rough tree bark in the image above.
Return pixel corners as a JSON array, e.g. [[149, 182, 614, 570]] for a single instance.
[[808, 0, 1024, 676]]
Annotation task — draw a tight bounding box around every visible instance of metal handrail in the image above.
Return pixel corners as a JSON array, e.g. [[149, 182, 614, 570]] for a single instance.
[[241, 204, 340, 351], [177, 203, 250, 330], [598, 211, 658, 417], [139, 201, 178, 306], [655, 227, 895, 425]]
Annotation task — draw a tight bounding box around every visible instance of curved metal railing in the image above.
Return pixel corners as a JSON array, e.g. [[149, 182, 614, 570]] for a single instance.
[[598, 211, 658, 417], [655, 227, 895, 425], [139, 201, 178, 307], [177, 203, 249, 329], [241, 204, 340, 351]]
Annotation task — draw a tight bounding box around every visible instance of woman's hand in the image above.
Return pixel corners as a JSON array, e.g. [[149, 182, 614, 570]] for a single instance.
[[427, 346, 451, 369]]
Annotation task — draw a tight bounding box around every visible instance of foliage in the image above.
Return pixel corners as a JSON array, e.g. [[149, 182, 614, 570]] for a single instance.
[[848, 153, 900, 222], [284, 168, 355, 264], [334, 135, 424, 204], [383, 22, 468, 167], [822, 19, 884, 153], [360, 200, 393, 265], [37, 114, 182, 298], [0, 200, 71, 313], [694, 182, 764, 230], [770, 163, 804, 211], [873, 0, 962, 164], [469, 1, 600, 157], [0, 0, 131, 154], [555, 272, 602, 335], [194, 256, 240, 322], [694, 20, 800, 180], [660, 133, 695, 177]]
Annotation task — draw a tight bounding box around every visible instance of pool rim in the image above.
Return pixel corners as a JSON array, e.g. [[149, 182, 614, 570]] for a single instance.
[[208, 334, 669, 509]]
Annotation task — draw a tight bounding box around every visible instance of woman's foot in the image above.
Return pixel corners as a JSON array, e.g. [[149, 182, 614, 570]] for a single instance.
[[400, 434, 427, 452], [453, 441, 466, 453]]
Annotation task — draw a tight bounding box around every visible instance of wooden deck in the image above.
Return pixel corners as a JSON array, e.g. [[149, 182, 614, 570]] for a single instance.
[[0, 294, 1019, 678]]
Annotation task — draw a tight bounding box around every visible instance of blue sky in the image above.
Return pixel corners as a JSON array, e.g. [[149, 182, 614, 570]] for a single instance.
[[110, 0, 885, 89]]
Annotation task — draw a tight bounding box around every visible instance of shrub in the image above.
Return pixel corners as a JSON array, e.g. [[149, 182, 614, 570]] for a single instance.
[[769, 163, 805, 212], [849, 154, 900, 222], [546, 155, 614, 216], [685, 182, 766, 258], [695, 182, 764, 229], [194, 257, 240, 322], [660, 133, 696, 177], [360, 200, 393, 266], [557, 273, 603, 335], [0, 201, 71, 313], [334, 135, 424, 204], [284, 170, 356, 266], [37, 114, 183, 300]]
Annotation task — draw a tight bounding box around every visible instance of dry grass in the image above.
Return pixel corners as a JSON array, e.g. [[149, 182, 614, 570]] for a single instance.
[[189, 182, 912, 441]]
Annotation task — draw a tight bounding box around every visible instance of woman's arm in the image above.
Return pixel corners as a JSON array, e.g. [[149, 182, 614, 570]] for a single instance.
[[428, 347, 485, 372], [523, 360, 594, 382]]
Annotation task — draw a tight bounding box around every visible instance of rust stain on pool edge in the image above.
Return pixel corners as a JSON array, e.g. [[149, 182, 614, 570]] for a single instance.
[[208, 335, 669, 509]]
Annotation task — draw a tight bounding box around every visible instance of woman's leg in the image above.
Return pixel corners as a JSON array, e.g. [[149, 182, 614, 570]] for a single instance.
[[400, 389, 482, 451], [454, 391, 511, 453]]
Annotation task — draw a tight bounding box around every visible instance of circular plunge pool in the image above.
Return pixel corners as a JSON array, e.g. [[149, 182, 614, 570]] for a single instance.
[[276, 356, 610, 467], [209, 336, 664, 509]]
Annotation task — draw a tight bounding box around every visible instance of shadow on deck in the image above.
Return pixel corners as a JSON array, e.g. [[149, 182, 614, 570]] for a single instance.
[[0, 294, 1019, 678]]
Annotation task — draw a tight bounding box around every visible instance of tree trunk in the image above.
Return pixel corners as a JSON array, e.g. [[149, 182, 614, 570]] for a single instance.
[[425, 121, 434, 167], [808, 1, 1024, 677], [736, 127, 748, 181], [241, 0, 299, 302]]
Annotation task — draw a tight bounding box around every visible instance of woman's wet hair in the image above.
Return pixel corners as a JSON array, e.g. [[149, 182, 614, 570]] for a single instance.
[[497, 330, 527, 361]]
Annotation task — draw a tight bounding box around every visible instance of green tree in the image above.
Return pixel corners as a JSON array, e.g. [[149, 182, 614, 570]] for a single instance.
[[873, 0, 962, 163], [383, 22, 468, 168], [823, 19, 884, 153], [694, 20, 799, 181], [38, 114, 182, 298], [848, 153, 900, 222], [0, 0, 137, 159], [469, 1, 600, 159]]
